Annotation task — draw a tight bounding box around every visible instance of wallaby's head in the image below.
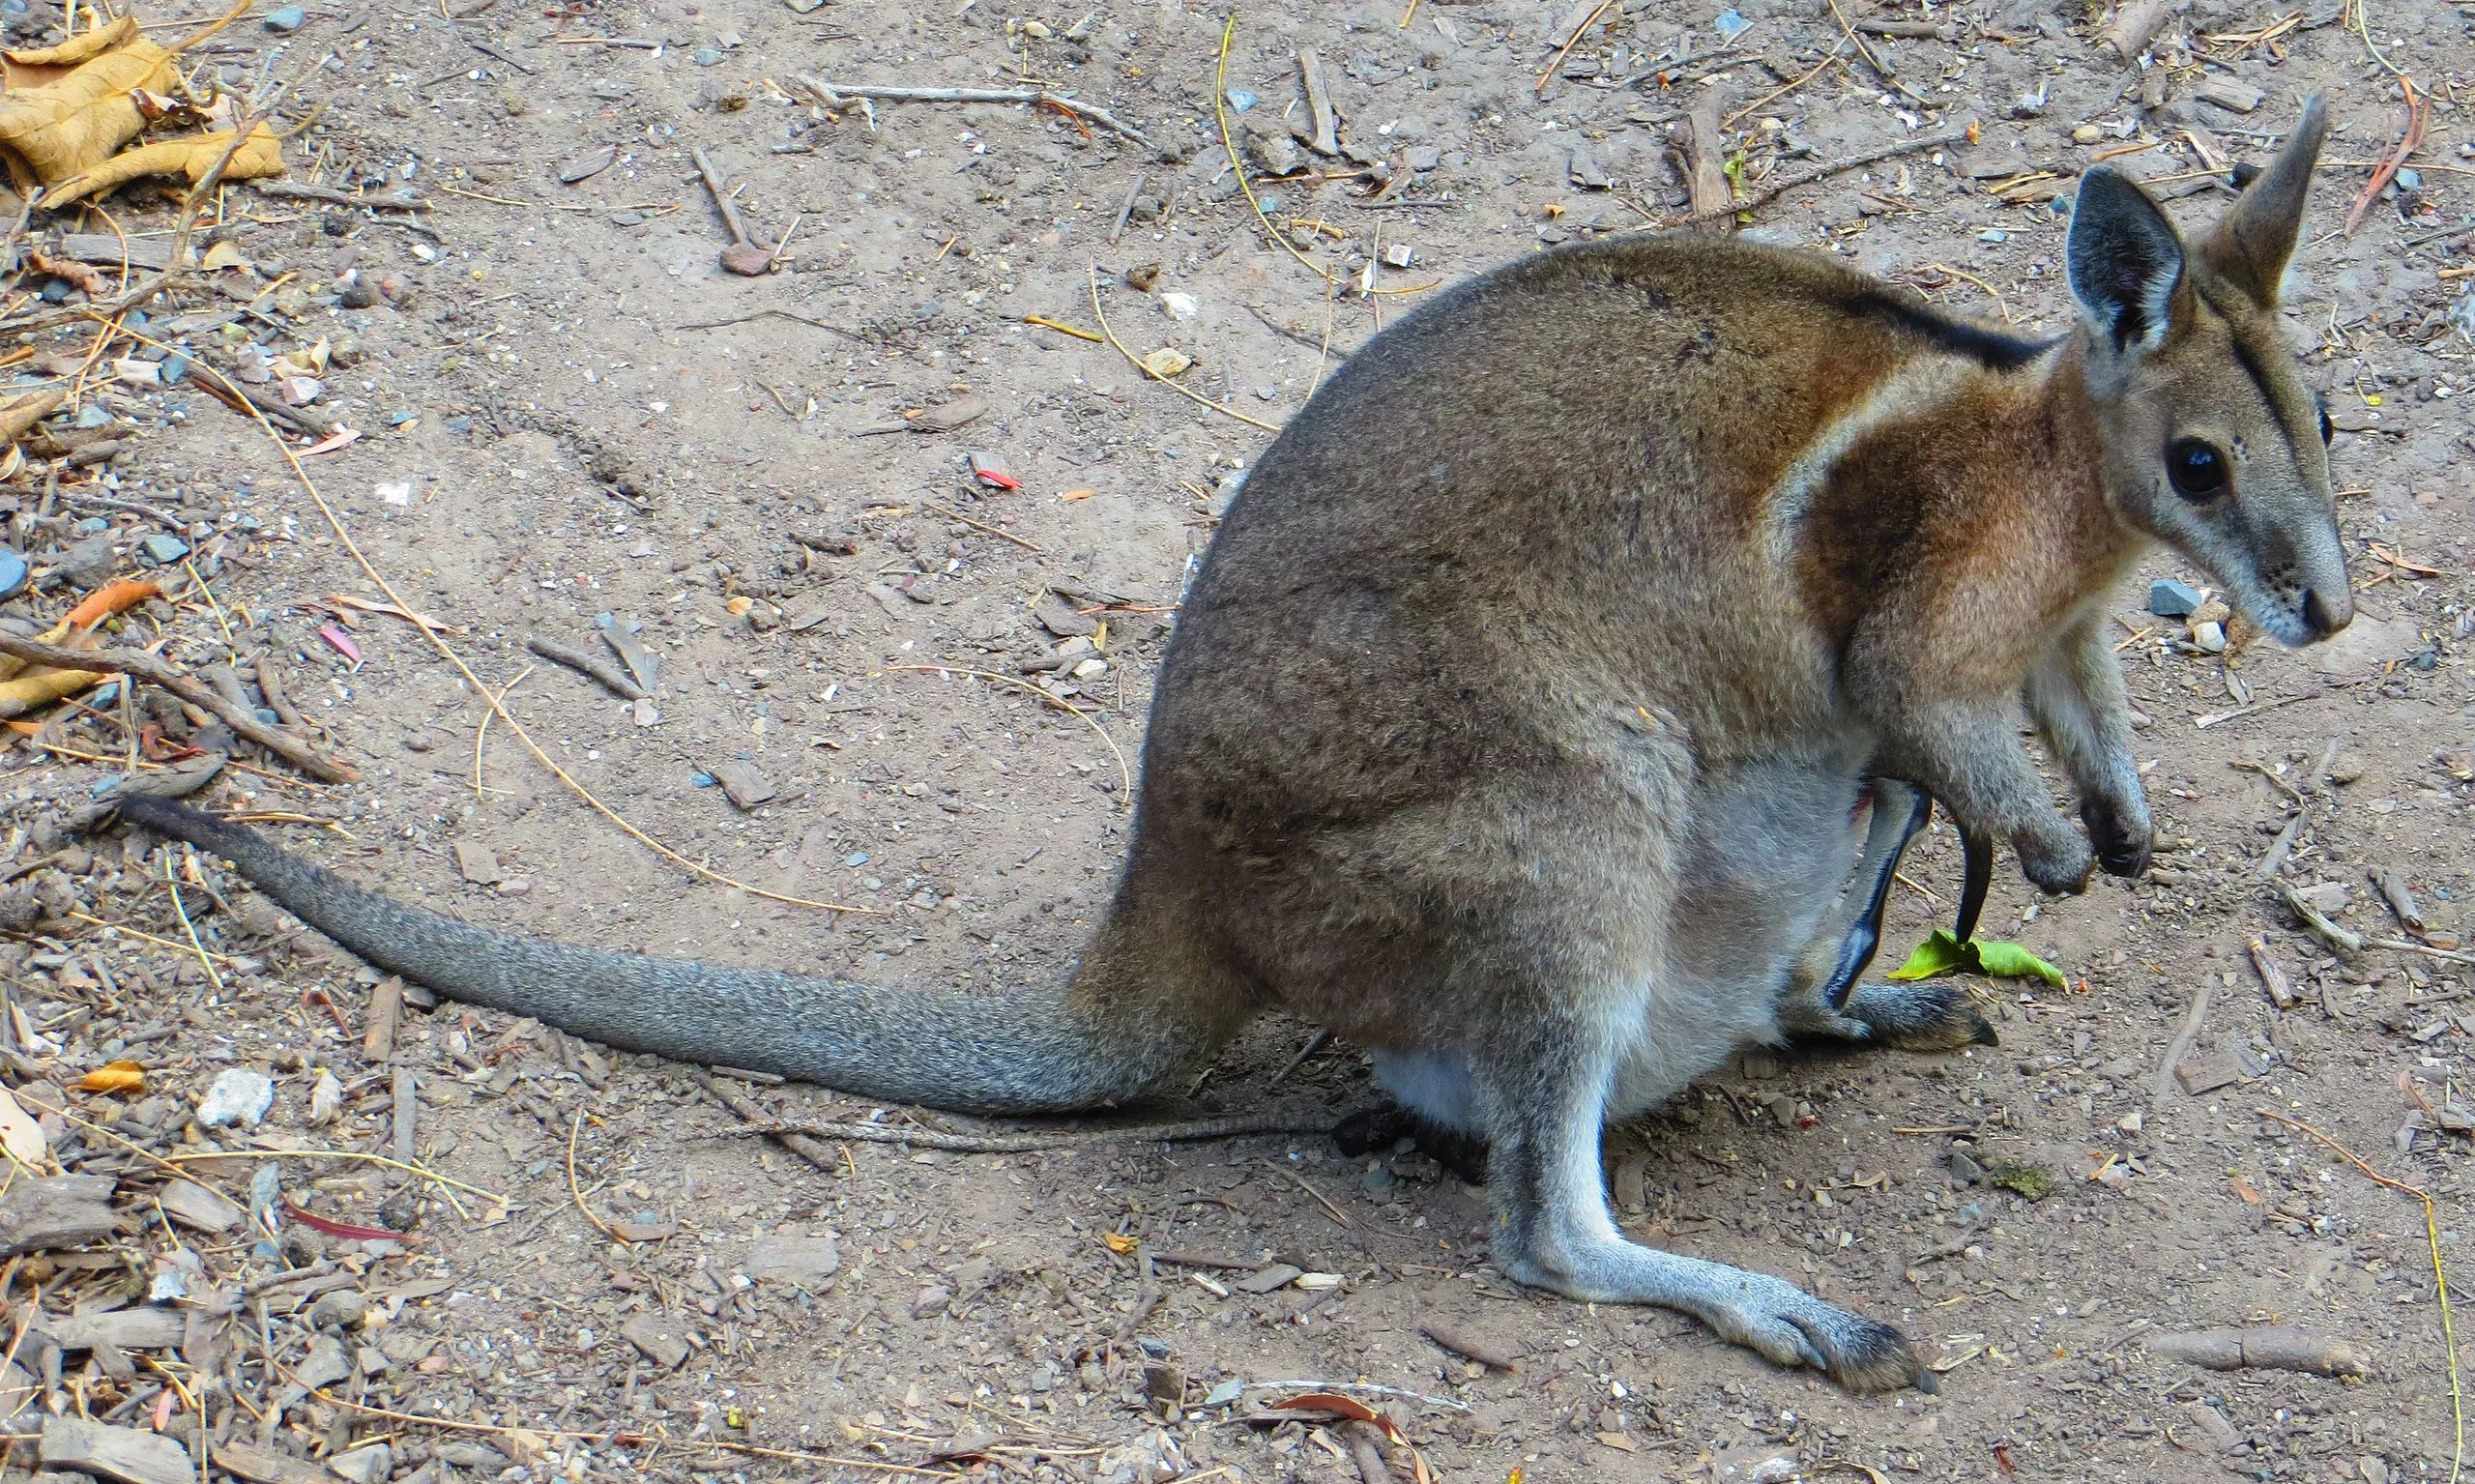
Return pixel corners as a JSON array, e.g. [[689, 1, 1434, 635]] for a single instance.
[[2063, 95, 2348, 647]]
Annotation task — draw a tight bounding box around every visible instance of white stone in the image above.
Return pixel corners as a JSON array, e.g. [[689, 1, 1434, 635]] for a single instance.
[[195, 1069, 274, 1129], [1158, 291, 1200, 321]]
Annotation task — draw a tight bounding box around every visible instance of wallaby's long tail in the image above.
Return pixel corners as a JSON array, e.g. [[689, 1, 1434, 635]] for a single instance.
[[116, 797, 1165, 1115]]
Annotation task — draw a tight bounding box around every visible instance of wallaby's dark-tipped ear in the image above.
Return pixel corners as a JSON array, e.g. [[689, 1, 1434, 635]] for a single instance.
[[2196, 93, 2326, 306], [2066, 166, 2188, 353]]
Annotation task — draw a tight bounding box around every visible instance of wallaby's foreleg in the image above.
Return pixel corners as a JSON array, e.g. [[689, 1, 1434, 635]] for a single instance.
[[1479, 1004, 1928, 1393], [2024, 614, 2152, 878], [1849, 626, 2092, 896]]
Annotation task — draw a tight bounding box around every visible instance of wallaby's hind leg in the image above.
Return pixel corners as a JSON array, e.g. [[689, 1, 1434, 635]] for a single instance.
[[1482, 1002, 1929, 1393]]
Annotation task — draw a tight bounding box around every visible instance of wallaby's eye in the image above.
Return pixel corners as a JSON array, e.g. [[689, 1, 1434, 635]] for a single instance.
[[2168, 439, 2228, 499]]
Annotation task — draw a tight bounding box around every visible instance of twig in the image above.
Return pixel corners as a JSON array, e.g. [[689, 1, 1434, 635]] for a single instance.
[[708, 1110, 1333, 1152], [471, 665, 530, 801], [2279, 881, 2363, 953], [2256, 1108, 2460, 1479], [2152, 979, 2211, 1109], [1109, 170, 1149, 243], [1262, 1161, 1354, 1228], [688, 145, 769, 257], [2343, 76, 2426, 236], [1823, 0, 1932, 105], [0, 631, 357, 782], [1537, 0, 1616, 92], [1086, 267, 1282, 433], [808, 82, 1150, 150], [883, 661, 1130, 801], [696, 1073, 840, 1174], [1653, 130, 1966, 228], [672, 307, 863, 337], [161, 855, 224, 996], [1267, 1030, 1331, 1088], [919, 500, 1045, 554], [567, 1112, 616, 1241], [525, 635, 647, 701], [1212, 17, 1332, 283]]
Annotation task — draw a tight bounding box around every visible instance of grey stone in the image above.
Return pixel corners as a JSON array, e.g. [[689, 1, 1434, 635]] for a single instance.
[[2148, 578, 2202, 617], [195, 1068, 274, 1128]]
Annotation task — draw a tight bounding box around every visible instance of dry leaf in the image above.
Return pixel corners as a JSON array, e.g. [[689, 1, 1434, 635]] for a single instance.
[[1099, 1232, 1139, 1255], [24, 249, 104, 294], [0, 1086, 45, 1167], [0, 662, 105, 717], [5, 14, 138, 66], [45, 120, 284, 208], [198, 239, 249, 271], [1139, 347, 1192, 379], [75, 1060, 145, 1094], [0, 389, 61, 447], [0, 35, 178, 190]]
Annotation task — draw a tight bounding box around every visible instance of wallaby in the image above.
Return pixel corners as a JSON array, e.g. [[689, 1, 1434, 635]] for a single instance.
[[111, 98, 2344, 1394]]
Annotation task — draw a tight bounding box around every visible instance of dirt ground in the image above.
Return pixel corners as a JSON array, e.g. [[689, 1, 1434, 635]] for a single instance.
[[0, 0, 2467, 1478]]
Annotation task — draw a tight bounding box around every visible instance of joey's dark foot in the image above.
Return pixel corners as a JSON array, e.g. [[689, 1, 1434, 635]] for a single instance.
[[1841, 980, 1997, 1051], [1331, 1104, 1490, 1185]]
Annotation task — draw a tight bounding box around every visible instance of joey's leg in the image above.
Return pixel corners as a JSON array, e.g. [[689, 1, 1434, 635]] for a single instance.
[[1777, 782, 1996, 1051], [1775, 781, 1928, 1041], [1482, 1006, 1928, 1393], [2024, 615, 2152, 878]]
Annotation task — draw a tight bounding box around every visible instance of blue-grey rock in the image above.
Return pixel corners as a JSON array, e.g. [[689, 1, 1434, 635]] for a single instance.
[[136, 534, 190, 566], [1224, 88, 1257, 112], [0, 548, 25, 600], [160, 353, 190, 386], [2148, 578, 2203, 618], [73, 402, 111, 428], [72, 516, 109, 534], [263, 5, 305, 29], [690, 45, 722, 65]]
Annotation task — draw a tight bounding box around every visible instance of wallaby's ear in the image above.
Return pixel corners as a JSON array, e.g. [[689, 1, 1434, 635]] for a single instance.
[[2066, 166, 2188, 353], [2196, 93, 2327, 306]]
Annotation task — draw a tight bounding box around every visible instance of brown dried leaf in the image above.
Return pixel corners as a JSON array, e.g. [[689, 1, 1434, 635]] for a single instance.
[[0, 36, 177, 190], [4, 15, 136, 67], [44, 120, 283, 208]]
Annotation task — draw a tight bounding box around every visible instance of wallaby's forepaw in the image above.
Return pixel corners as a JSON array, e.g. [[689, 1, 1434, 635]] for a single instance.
[[1331, 1104, 1490, 1185], [1840, 981, 1998, 1051], [2079, 793, 2153, 878], [2013, 821, 2094, 895], [1694, 1272, 1934, 1395]]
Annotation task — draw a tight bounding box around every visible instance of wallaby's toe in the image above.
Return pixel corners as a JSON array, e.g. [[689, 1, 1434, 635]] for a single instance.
[[1691, 1271, 1931, 1394], [1785, 1311, 1933, 1395]]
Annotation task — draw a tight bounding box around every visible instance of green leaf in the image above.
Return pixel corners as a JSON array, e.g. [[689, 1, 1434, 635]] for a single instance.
[[1886, 929, 1973, 981], [1972, 939, 2067, 987], [1887, 929, 2066, 987]]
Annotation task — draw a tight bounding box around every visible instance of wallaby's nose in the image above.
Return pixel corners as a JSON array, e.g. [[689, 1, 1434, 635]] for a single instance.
[[2303, 586, 2351, 639]]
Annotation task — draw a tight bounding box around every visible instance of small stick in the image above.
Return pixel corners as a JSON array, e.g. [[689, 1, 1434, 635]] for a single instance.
[[0, 630, 356, 782], [1109, 170, 1149, 244], [919, 500, 1046, 555], [1659, 129, 1966, 227], [2152, 979, 2211, 1109], [2104, 0, 2171, 58], [695, 1073, 840, 1175], [2279, 882, 2363, 953], [1419, 1319, 1518, 1371], [1681, 94, 1733, 231], [690, 146, 772, 276], [1262, 1161, 1354, 1228], [567, 1112, 616, 1242], [2369, 864, 2426, 932], [2250, 937, 2298, 1010], [1086, 266, 1282, 433], [806, 83, 1151, 150], [1267, 1030, 1331, 1088], [251, 654, 312, 734], [1535, 0, 1617, 93], [1116, 1249, 1161, 1341], [1297, 47, 1341, 152], [525, 635, 648, 701]]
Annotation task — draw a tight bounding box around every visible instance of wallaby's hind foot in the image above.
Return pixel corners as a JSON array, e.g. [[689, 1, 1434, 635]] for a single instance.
[[1332, 1103, 1490, 1185], [1838, 980, 1997, 1051]]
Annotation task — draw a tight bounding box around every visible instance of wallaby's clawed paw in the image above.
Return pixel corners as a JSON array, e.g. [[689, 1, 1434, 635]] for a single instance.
[[2080, 794, 2153, 878], [1842, 981, 1997, 1051], [2014, 823, 2094, 895], [1698, 1271, 1933, 1394], [1332, 1103, 1490, 1184]]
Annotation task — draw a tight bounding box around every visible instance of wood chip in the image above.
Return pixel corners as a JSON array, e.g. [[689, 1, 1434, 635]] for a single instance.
[[41, 1306, 185, 1351], [2194, 78, 2263, 113], [1296, 47, 1339, 156], [1419, 1319, 1519, 1371], [1234, 1263, 1303, 1295], [364, 975, 401, 1062], [621, 1313, 691, 1369], [2174, 1049, 2245, 1095], [451, 842, 505, 885], [2248, 938, 2297, 1011], [709, 759, 776, 811], [39, 1414, 194, 1484], [0, 1174, 119, 1257], [212, 1441, 332, 1484]]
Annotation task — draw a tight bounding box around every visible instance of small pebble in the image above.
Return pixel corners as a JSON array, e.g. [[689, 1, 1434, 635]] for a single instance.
[[262, 4, 304, 29], [0, 548, 26, 601], [196, 1069, 275, 1129], [2147, 577, 2202, 618], [690, 45, 723, 65], [135, 534, 190, 566], [2192, 620, 2227, 654]]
